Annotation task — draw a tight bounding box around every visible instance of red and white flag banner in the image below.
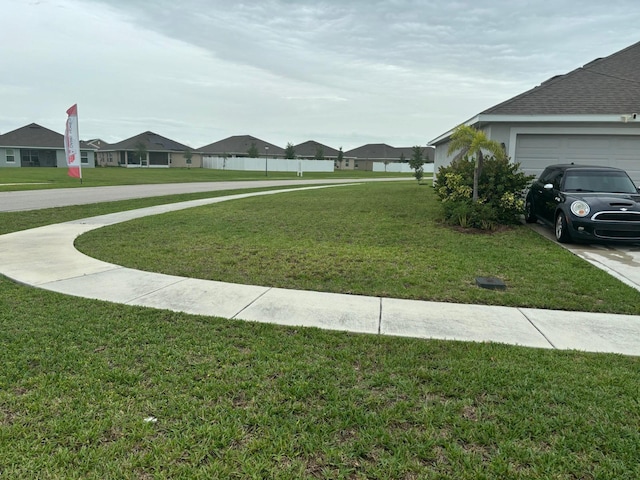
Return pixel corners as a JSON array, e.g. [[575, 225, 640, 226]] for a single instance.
[[64, 104, 82, 179]]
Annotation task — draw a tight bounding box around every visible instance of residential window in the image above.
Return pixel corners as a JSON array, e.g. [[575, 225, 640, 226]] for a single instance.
[[6, 149, 15, 163], [81, 151, 88, 164]]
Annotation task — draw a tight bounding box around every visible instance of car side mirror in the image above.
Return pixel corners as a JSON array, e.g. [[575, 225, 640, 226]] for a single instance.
[[544, 183, 554, 190]]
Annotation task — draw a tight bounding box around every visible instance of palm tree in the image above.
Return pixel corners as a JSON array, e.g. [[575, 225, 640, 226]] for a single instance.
[[447, 125, 506, 202]]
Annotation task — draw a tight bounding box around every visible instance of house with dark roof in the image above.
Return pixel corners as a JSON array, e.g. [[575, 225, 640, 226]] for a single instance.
[[97, 131, 198, 168], [0, 123, 96, 169], [198, 135, 284, 158], [341, 143, 434, 171], [293, 140, 340, 160], [430, 41, 640, 182]]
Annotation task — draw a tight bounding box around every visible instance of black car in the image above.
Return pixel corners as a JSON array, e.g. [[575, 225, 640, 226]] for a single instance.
[[525, 164, 640, 243]]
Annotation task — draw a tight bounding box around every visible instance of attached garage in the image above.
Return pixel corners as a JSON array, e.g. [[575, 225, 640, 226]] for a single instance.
[[515, 134, 640, 183]]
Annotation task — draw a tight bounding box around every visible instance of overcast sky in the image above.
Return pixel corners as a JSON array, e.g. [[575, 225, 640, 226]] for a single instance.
[[1, 0, 639, 151]]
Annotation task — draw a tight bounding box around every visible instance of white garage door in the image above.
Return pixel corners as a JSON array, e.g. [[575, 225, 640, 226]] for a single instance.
[[515, 134, 640, 183]]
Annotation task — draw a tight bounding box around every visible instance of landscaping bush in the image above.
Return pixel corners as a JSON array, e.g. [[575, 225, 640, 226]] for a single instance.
[[434, 155, 533, 229]]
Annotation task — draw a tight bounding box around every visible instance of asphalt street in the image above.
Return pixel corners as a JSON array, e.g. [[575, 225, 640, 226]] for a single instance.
[[0, 178, 405, 212]]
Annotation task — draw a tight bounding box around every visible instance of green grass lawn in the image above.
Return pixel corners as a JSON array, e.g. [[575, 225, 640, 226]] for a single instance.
[[0, 166, 411, 191], [0, 187, 295, 236], [1, 279, 638, 479], [75, 181, 640, 314], [1, 180, 639, 478]]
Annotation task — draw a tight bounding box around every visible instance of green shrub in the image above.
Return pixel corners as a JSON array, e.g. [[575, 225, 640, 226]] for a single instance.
[[440, 198, 499, 230], [434, 156, 533, 229]]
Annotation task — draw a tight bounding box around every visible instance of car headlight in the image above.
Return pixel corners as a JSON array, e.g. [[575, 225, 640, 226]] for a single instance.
[[570, 200, 590, 217]]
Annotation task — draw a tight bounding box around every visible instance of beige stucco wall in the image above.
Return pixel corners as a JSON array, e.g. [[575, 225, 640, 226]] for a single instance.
[[96, 150, 119, 167], [170, 152, 202, 168]]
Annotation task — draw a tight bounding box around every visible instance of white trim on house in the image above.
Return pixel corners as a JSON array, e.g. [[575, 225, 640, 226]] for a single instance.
[[429, 114, 639, 146]]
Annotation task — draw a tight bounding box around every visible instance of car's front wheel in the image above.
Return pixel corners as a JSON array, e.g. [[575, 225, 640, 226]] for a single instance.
[[555, 212, 572, 243]]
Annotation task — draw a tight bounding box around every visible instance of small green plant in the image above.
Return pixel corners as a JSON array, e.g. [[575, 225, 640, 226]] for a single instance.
[[284, 142, 296, 159], [134, 141, 148, 166], [247, 142, 259, 158], [408, 146, 425, 182]]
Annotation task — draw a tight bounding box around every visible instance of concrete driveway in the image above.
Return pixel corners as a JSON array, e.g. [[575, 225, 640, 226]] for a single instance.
[[528, 223, 640, 293]]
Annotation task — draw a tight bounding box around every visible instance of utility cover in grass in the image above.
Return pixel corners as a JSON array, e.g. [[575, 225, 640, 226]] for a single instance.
[[476, 277, 506, 290]]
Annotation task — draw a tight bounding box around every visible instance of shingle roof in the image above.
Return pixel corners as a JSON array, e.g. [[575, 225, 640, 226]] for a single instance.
[[0, 123, 65, 148], [345, 143, 406, 160], [198, 135, 284, 155], [0, 123, 95, 149], [293, 140, 340, 157], [104, 131, 192, 151], [482, 41, 640, 115], [86, 138, 110, 150]]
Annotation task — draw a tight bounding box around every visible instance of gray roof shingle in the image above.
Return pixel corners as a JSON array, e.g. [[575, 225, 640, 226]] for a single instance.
[[0, 123, 94, 149], [293, 140, 340, 157], [345, 143, 434, 161], [105, 131, 192, 152], [198, 135, 284, 155], [0, 123, 66, 148], [345, 143, 399, 159], [482, 41, 640, 115]]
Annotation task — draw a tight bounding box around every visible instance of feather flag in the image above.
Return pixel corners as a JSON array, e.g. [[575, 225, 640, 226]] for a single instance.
[[64, 104, 82, 179]]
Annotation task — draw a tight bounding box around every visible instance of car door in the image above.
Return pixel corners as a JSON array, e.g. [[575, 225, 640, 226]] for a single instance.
[[530, 167, 554, 221], [538, 169, 563, 223]]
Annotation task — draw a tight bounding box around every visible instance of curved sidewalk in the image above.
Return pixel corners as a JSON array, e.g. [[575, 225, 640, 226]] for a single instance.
[[1, 184, 639, 356]]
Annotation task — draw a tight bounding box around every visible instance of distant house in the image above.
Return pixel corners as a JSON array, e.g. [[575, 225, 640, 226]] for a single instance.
[[85, 138, 108, 150], [430, 41, 640, 182], [96, 131, 198, 168], [293, 140, 340, 160], [199, 135, 284, 158], [341, 143, 434, 171], [0, 123, 96, 169]]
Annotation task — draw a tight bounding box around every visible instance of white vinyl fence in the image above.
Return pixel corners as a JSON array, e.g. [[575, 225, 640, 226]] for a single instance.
[[203, 156, 334, 173], [372, 162, 435, 174]]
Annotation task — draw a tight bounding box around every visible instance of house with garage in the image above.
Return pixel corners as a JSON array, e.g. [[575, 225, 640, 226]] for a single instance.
[[0, 123, 95, 169], [430, 41, 640, 183], [96, 131, 198, 168]]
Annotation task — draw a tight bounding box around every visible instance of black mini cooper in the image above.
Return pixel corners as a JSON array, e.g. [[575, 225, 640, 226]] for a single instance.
[[525, 164, 640, 243]]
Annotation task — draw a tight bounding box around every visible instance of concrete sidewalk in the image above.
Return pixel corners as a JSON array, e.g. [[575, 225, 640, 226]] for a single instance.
[[2, 185, 639, 356]]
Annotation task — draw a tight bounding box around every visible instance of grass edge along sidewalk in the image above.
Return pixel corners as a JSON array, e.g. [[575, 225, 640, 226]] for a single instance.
[[72, 181, 640, 315]]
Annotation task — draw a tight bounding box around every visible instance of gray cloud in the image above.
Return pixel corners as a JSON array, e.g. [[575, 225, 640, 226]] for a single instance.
[[2, 0, 640, 149]]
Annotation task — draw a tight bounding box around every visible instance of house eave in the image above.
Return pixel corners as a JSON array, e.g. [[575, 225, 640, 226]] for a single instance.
[[0, 145, 64, 149], [428, 114, 638, 146]]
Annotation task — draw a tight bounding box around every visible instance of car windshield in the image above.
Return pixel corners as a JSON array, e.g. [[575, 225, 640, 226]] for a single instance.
[[563, 171, 638, 194]]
